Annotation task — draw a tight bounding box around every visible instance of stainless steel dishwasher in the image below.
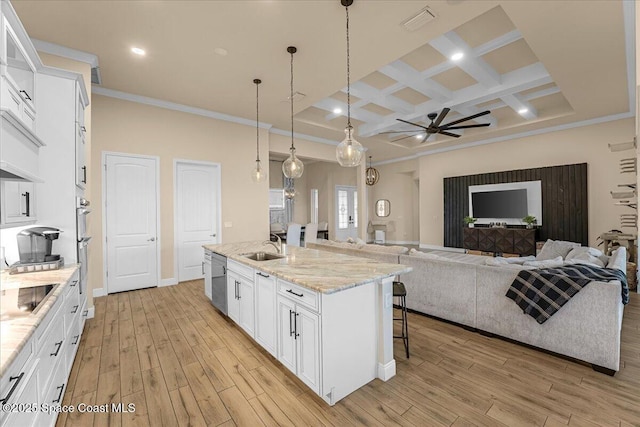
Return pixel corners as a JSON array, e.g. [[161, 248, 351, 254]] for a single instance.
[[209, 252, 228, 315]]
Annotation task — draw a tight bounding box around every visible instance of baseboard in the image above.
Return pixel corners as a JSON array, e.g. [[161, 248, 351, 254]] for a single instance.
[[386, 240, 419, 245], [377, 360, 396, 381], [92, 287, 106, 298], [160, 278, 178, 287], [419, 244, 466, 253], [86, 306, 95, 319]]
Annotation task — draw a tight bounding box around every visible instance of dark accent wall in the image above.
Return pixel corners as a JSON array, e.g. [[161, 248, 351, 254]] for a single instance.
[[444, 163, 588, 248]]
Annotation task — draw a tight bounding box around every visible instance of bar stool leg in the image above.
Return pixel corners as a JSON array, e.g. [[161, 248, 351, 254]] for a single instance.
[[402, 295, 409, 358]]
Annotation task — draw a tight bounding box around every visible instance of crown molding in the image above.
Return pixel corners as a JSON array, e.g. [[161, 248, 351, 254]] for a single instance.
[[31, 38, 99, 68], [92, 86, 273, 129]]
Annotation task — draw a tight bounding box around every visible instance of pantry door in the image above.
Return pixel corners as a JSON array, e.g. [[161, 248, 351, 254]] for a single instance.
[[104, 153, 159, 294], [334, 185, 358, 241], [175, 160, 221, 282]]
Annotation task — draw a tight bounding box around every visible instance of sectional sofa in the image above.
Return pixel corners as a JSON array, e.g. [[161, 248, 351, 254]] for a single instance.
[[307, 240, 627, 373]]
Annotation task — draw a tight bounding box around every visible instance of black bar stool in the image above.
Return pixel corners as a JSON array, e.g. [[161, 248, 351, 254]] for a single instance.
[[393, 281, 410, 358]]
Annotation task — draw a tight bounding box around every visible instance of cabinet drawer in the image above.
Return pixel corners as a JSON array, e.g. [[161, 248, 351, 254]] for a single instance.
[[0, 363, 38, 427], [37, 312, 65, 400], [228, 259, 254, 281], [65, 316, 82, 377], [0, 340, 33, 405], [278, 280, 319, 312]]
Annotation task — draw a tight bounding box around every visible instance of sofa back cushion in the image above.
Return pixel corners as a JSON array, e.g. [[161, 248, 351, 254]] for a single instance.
[[536, 239, 581, 260]]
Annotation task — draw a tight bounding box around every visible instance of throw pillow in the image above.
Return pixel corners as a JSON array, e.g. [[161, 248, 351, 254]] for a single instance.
[[565, 247, 606, 268], [536, 239, 581, 261], [523, 256, 564, 268]]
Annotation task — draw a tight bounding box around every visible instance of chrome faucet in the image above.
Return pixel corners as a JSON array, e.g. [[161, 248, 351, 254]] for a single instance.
[[263, 234, 282, 254]]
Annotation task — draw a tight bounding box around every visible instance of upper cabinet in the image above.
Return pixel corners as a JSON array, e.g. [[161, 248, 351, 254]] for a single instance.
[[75, 82, 88, 189], [1, 10, 38, 133], [0, 0, 44, 184]]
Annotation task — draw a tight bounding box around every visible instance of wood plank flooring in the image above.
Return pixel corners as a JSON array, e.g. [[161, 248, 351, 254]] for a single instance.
[[57, 280, 640, 427]]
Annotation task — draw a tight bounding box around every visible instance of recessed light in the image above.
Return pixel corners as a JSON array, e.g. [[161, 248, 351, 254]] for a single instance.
[[450, 52, 464, 61], [214, 47, 228, 56], [131, 47, 146, 56], [333, 108, 342, 114], [518, 108, 529, 115]]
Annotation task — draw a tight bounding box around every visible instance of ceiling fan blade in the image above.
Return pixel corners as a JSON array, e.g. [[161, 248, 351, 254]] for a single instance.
[[378, 130, 425, 135], [418, 133, 430, 144], [392, 133, 425, 143], [433, 108, 450, 127], [441, 110, 490, 127], [441, 123, 491, 130], [438, 130, 461, 138], [396, 118, 429, 130]]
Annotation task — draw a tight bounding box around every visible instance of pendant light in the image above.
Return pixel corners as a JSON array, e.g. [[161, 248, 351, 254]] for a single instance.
[[282, 46, 304, 179], [365, 156, 379, 186], [336, 0, 364, 167], [251, 79, 266, 183]]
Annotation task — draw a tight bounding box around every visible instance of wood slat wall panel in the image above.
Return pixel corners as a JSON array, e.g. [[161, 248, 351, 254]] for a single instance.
[[444, 163, 588, 248]]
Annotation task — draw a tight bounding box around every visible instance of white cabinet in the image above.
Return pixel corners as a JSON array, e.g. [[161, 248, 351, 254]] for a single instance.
[[1, 20, 37, 133], [1, 180, 35, 225], [276, 282, 321, 394], [204, 251, 212, 302], [254, 271, 277, 356], [227, 260, 255, 338], [74, 83, 87, 189], [0, 269, 84, 427]]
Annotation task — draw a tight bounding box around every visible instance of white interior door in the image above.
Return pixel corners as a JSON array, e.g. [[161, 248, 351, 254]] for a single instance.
[[176, 161, 220, 282], [335, 185, 358, 241], [105, 154, 158, 293]]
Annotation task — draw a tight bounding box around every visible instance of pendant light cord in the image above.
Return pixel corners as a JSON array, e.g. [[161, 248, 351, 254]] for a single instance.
[[346, 4, 351, 128], [290, 50, 295, 151], [256, 81, 260, 162]]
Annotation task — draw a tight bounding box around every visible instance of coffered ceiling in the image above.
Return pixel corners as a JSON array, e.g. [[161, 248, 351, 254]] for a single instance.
[[12, 0, 634, 163]]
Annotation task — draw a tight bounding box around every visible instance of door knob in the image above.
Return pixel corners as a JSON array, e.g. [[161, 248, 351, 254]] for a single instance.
[[148, 237, 156, 242]]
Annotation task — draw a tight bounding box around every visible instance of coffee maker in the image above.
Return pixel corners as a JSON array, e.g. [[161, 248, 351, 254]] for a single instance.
[[11, 227, 64, 273]]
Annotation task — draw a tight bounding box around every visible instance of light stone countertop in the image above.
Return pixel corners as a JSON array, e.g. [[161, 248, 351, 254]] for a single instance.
[[0, 265, 80, 376], [203, 241, 411, 294]]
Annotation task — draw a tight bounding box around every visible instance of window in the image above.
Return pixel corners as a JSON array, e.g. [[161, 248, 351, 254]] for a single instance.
[[310, 189, 318, 223], [338, 190, 348, 229]]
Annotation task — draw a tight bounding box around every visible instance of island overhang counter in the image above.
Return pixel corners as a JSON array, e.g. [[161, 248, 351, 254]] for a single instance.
[[203, 241, 411, 405]]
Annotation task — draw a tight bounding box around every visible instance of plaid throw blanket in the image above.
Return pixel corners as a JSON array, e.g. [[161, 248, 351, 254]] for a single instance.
[[506, 264, 629, 324]]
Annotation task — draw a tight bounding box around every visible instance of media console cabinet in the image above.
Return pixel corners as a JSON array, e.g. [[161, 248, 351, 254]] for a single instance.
[[463, 227, 536, 256]]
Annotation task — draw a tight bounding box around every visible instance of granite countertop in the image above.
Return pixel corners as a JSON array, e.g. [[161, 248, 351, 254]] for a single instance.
[[0, 265, 79, 376], [203, 241, 411, 294]]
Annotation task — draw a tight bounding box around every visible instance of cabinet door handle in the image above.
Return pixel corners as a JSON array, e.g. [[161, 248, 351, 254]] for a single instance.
[[52, 383, 65, 403], [289, 310, 294, 336], [81, 125, 86, 132], [222, 265, 226, 275], [202, 262, 205, 275], [72, 335, 80, 345], [0, 372, 24, 404], [19, 90, 32, 101], [294, 312, 300, 339], [286, 289, 304, 298], [71, 305, 79, 314], [21, 192, 30, 216], [71, 280, 78, 287], [51, 341, 63, 357], [81, 166, 87, 184], [257, 272, 269, 278], [237, 281, 241, 300], [82, 309, 88, 317]]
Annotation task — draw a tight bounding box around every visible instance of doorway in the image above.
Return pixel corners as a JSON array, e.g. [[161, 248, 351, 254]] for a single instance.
[[103, 153, 159, 294], [335, 185, 358, 241], [175, 160, 221, 282]]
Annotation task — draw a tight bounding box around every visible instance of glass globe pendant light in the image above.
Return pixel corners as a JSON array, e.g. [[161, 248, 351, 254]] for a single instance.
[[336, 0, 364, 167], [251, 79, 267, 183], [282, 46, 304, 179]]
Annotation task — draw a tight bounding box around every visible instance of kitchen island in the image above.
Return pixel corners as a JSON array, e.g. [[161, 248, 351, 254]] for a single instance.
[[203, 241, 411, 405]]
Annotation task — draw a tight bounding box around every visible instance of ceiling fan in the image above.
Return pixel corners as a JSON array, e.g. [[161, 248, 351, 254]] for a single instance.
[[379, 108, 491, 143]]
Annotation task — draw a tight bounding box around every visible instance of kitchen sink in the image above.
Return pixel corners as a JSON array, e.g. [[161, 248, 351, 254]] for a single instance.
[[242, 252, 285, 261]]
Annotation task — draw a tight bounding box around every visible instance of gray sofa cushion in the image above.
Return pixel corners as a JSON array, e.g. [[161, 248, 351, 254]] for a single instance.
[[536, 239, 581, 260]]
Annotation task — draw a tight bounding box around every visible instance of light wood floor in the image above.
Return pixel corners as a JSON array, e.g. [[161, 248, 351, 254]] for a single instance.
[[56, 280, 640, 427]]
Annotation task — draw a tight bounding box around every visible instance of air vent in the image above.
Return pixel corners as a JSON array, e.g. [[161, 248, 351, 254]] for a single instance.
[[401, 6, 437, 31], [91, 66, 102, 85]]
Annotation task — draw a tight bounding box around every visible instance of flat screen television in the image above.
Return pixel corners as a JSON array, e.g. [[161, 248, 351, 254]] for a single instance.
[[471, 189, 528, 218]]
